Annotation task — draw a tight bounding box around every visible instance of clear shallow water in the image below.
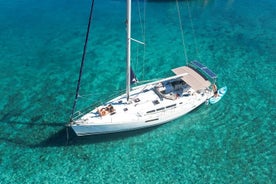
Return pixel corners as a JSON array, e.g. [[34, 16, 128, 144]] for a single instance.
[[0, 0, 275, 183]]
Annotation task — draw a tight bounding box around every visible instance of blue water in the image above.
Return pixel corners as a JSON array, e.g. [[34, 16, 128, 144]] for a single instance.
[[0, 0, 275, 183]]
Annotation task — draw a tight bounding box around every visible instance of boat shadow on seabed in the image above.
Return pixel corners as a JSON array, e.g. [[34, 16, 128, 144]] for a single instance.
[[1, 119, 160, 148], [33, 124, 160, 148], [36, 103, 206, 147], [0, 120, 67, 148]]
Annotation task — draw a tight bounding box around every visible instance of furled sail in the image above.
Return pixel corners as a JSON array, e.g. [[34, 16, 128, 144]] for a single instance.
[[130, 67, 138, 84]]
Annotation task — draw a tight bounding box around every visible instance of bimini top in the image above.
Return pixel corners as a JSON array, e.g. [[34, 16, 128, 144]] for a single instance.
[[172, 66, 211, 91]]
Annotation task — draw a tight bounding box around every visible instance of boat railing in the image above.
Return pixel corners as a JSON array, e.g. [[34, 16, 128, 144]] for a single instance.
[[71, 90, 125, 121], [71, 103, 99, 121]]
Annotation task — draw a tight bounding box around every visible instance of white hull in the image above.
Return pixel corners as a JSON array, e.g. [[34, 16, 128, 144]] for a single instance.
[[72, 103, 203, 136], [70, 74, 213, 136]]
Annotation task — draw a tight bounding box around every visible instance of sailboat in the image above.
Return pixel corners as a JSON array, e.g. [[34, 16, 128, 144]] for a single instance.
[[68, 0, 218, 136]]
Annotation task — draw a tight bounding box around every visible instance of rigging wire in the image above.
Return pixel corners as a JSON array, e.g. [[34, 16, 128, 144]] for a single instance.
[[186, 1, 201, 61], [135, 0, 146, 81], [69, 0, 95, 123], [176, 0, 188, 65], [67, 0, 95, 144], [143, 1, 146, 81]]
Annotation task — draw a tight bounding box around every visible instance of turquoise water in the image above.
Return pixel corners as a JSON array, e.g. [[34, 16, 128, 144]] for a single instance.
[[0, 0, 275, 183]]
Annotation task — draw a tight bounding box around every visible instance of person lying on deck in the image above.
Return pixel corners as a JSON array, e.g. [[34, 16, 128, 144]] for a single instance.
[[98, 104, 115, 116], [106, 104, 115, 113]]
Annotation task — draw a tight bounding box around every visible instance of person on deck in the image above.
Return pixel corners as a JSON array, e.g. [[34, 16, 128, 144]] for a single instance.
[[212, 84, 218, 97], [106, 104, 114, 113]]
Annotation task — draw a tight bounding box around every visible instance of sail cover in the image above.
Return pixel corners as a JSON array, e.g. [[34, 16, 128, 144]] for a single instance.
[[172, 66, 211, 91]]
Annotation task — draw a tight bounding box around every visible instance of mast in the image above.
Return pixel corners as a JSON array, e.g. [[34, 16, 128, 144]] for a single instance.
[[126, 0, 131, 102]]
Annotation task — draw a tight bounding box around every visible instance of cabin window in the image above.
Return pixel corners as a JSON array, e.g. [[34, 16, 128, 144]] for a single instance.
[[146, 110, 155, 114], [156, 107, 165, 111], [145, 118, 159, 122], [166, 104, 176, 108]]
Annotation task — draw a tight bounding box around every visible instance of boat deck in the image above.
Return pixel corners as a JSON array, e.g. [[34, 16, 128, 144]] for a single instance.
[[73, 78, 212, 126]]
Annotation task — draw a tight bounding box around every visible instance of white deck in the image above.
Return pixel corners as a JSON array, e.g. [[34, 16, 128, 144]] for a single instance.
[[71, 73, 214, 136]]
